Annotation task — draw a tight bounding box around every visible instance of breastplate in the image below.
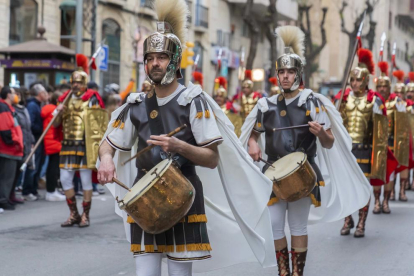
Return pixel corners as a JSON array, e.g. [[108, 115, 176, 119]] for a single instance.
[[242, 94, 258, 117], [130, 91, 196, 171], [62, 97, 90, 140], [343, 95, 374, 144], [263, 96, 316, 159]]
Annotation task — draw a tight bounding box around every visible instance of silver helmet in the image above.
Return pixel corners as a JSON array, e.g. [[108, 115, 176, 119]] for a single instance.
[[275, 26, 306, 92], [143, 0, 189, 86]]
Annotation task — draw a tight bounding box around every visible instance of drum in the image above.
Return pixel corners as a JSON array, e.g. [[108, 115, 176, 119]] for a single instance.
[[264, 152, 316, 202], [117, 159, 195, 234]]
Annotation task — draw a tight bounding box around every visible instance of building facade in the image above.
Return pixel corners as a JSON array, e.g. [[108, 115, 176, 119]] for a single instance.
[[0, 0, 298, 96]]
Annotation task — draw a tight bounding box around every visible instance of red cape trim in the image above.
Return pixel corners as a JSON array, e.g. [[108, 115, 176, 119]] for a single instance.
[[58, 89, 105, 108]]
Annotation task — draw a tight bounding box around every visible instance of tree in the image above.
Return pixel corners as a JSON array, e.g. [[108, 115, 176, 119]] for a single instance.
[[298, 4, 328, 87], [339, 0, 379, 83], [243, 0, 261, 70], [263, 0, 278, 77]]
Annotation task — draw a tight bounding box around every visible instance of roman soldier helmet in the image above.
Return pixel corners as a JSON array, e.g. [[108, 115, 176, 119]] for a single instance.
[[275, 26, 306, 92], [242, 70, 254, 89], [349, 48, 375, 93], [268, 77, 280, 96], [70, 54, 89, 96], [393, 70, 406, 94], [214, 76, 227, 98], [407, 72, 414, 93], [192, 71, 203, 87], [376, 61, 391, 88], [143, 0, 189, 86]]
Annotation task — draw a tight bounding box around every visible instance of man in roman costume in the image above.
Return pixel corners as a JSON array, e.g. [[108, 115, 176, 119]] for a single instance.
[[240, 26, 371, 275], [97, 0, 276, 274]]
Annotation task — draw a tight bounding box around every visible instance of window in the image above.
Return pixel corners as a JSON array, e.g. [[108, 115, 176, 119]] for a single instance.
[[9, 0, 38, 45], [101, 19, 121, 88]]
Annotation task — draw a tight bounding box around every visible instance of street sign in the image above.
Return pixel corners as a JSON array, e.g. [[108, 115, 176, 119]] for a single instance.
[[99, 45, 109, 72]]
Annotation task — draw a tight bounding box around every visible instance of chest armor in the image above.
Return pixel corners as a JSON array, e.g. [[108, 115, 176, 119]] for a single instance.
[[130, 91, 197, 171], [62, 97, 91, 140], [222, 106, 242, 137], [343, 95, 374, 144], [242, 94, 259, 117], [262, 96, 316, 160]]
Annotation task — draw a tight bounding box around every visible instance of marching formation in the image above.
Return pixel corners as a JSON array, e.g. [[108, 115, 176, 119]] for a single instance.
[[5, 0, 411, 275]]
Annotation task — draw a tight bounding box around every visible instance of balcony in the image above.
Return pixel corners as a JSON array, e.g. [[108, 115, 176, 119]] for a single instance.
[[195, 4, 209, 29]]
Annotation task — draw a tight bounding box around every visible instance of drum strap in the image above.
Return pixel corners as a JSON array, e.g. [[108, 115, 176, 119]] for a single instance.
[[278, 95, 296, 152]]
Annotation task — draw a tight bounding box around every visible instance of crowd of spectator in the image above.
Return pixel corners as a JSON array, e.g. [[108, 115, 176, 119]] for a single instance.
[[0, 80, 115, 214]]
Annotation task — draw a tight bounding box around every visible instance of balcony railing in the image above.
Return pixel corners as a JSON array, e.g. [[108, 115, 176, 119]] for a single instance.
[[195, 4, 208, 28]]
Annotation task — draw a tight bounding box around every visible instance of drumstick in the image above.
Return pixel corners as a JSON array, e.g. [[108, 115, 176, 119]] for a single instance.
[[273, 123, 325, 132], [121, 124, 188, 166], [259, 157, 275, 168], [112, 177, 131, 192]]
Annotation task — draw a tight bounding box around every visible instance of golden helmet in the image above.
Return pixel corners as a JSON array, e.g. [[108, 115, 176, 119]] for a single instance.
[[375, 61, 391, 88], [214, 76, 227, 98], [349, 49, 374, 93], [407, 72, 414, 93], [393, 70, 406, 94]]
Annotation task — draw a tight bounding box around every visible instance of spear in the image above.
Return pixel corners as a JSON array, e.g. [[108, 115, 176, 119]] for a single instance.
[[390, 42, 397, 84], [336, 10, 367, 110], [212, 48, 223, 95], [379, 32, 386, 62], [238, 46, 246, 117]]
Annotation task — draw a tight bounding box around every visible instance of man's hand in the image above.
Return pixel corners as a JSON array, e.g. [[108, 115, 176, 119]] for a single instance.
[[308, 121, 325, 138], [147, 135, 183, 153], [55, 104, 67, 113], [97, 155, 117, 185], [248, 138, 262, 162], [308, 121, 334, 149]]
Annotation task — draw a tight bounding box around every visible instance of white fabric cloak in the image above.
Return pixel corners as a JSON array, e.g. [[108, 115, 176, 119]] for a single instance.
[[239, 89, 371, 224], [97, 82, 276, 272]]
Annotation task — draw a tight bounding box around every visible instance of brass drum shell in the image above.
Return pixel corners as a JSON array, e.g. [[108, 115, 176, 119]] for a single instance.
[[271, 157, 317, 202], [122, 164, 195, 234]]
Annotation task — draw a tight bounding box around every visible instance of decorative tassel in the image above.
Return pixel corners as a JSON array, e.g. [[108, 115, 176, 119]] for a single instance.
[[319, 181, 325, 187], [195, 111, 203, 119], [257, 122, 262, 128], [267, 197, 279, 206], [127, 216, 135, 224], [306, 110, 310, 116], [204, 110, 210, 118], [130, 244, 141, 252], [120, 122, 125, 129], [187, 214, 208, 223], [316, 107, 320, 113], [112, 120, 120, 128]]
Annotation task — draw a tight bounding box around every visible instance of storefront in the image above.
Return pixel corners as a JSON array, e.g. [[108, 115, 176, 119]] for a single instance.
[[0, 38, 75, 88]]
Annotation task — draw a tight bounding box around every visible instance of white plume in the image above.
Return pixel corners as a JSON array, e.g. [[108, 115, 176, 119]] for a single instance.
[[153, 0, 189, 46], [276, 26, 306, 63]]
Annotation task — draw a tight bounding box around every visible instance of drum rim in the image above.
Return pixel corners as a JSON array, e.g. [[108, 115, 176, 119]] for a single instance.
[[265, 152, 307, 182], [121, 159, 172, 206]]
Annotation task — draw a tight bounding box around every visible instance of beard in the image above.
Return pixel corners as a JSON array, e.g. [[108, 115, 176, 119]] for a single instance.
[[149, 68, 166, 84]]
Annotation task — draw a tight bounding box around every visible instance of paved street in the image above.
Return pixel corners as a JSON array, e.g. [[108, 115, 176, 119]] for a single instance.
[[1, 188, 414, 276]]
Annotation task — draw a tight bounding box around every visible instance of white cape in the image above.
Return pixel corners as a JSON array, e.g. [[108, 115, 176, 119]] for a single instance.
[[239, 89, 371, 224], [98, 82, 276, 272]]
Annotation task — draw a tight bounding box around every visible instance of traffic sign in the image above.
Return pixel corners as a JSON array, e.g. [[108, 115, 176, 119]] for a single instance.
[[99, 45, 109, 72]]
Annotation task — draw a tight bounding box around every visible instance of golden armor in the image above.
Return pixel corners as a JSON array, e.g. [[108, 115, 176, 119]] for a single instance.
[[343, 94, 375, 144], [240, 93, 259, 118], [222, 107, 243, 137]]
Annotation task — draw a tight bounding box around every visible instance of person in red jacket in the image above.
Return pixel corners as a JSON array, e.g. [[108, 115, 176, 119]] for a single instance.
[[41, 92, 66, 202], [0, 86, 23, 211]]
